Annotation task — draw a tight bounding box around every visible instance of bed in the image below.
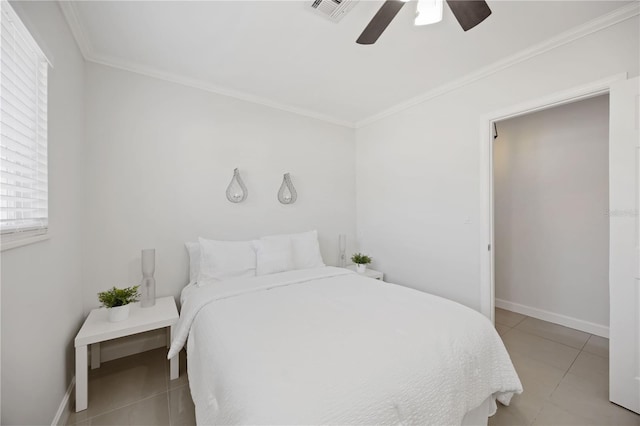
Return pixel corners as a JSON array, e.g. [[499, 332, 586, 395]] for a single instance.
[[168, 266, 522, 425]]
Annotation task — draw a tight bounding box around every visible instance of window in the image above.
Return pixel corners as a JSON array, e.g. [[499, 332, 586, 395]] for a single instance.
[[0, 1, 49, 248]]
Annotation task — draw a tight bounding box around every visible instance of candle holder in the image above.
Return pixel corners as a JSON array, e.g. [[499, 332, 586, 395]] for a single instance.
[[226, 168, 248, 203], [278, 173, 297, 204], [140, 249, 156, 308], [338, 234, 347, 267]]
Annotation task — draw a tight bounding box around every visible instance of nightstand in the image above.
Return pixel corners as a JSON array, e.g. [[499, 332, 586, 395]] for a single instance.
[[346, 265, 384, 281], [74, 296, 179, 412]]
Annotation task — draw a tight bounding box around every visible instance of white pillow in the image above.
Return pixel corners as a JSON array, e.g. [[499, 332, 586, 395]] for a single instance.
[[185, 242, 200, 283], [253, 238, 294, 276], [198, 237, 256, 282], [262, 230, 325, 270]]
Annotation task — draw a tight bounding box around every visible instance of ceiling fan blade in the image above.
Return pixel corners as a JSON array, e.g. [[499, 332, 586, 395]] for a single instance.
[[446, 0, 492, 31], [356, 0, 407, 45]]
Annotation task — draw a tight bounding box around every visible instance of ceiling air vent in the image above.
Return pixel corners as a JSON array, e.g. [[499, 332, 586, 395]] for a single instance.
[[309, 0, 358, 23]]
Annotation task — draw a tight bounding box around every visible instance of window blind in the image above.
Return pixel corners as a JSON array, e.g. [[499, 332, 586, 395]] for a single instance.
[[0, 1, 49, 238]]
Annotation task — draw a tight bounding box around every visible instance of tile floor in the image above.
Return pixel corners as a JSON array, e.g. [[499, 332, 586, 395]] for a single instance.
[[490, 308, 640, 426], [66, 310, 640, 426], [67, 348, 194, 425]]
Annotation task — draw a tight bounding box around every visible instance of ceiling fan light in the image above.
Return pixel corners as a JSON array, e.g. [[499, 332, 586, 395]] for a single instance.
[[414, 0, 443, 26]]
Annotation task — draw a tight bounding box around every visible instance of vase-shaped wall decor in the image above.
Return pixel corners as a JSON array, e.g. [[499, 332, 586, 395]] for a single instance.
[[278, 173, 297, 204], [226, 168, 248, 203], [141, 249, 156, 308], [338, 234, 347, 267]]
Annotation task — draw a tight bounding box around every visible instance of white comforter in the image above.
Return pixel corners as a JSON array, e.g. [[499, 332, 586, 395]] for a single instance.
[[169, 267, 522, 425]]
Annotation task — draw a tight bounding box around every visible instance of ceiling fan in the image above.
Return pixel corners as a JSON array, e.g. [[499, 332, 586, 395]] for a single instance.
[[356, 0, 492, 45]]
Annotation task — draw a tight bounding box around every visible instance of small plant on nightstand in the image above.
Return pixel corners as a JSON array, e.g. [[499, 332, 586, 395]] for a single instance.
[[351, 253, 372, 273], [98, 285, 140, 323]]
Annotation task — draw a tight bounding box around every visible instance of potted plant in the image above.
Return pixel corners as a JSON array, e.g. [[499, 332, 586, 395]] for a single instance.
[[351, 253, 372, 273], [98, 285, 140, 322]]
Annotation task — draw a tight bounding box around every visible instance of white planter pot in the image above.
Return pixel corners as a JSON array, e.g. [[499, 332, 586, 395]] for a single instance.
[[356, 264, 367, 273], [108, 304, 130, 322]]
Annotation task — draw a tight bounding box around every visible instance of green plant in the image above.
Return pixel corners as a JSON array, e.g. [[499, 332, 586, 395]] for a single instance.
[[351, 253, 372, 265], [98, 286, 140, 308]]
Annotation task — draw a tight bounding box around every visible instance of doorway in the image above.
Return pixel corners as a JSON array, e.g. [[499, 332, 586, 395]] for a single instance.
[[478, 74, 625, 323], [479, 74, 640, 414], [492, 94, 610, 337]]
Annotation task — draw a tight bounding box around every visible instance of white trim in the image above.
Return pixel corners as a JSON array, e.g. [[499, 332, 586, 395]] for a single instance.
[[57, 1, 93, 60], [51, 377, 74, 426], [57, 1, 353, 129], [3, 0, 54, 67], [88, 52, 355, 128], [479, 73, 625, 124], [479, 73, 627, 323], [0, 233, 50, 252], [356, 2, 639, 128], [496, 299, 609, 338], [479, 115, 495, 323], [57, 0, 639, 129]]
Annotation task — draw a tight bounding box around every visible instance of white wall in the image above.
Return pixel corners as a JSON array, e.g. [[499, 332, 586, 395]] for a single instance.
[[355, 17, 639, 310], [494, 95, 609, 327], [1, 2, 85, 424], [83, 62, 356, 314]]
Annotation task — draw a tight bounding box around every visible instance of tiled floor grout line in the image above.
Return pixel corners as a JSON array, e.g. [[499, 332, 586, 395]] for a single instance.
[[164, 355, 172, 426], [544, 339, 586, 414], [508, 325, 591, 352], [499, 326, 513, 336], [498, 311, 593, 347], [495, 318, 527, 329], [520, 323, 586, 425], [581, 348, 608, 359], [512, 315, 527, 328], [69, 350, 173, 425], [498, 314, 613, 363], [491, 314, 634, 425], [496, 313, 592, 424], [528, 403, 547, 426], [70, 381, 193, 424], [578, 334, 592, 351], [496, 314, 600, 360], [167, 390, 173, 426], [559, 349, 580, 381], [71, 390, 169, 425], [532, 352, 583, 426]]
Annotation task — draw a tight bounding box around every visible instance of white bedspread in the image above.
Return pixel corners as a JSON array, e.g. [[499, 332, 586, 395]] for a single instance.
[[169, 267, 522, 425]]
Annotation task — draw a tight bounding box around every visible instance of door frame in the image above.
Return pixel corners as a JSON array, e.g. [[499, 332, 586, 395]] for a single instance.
[[478, 73, 628, 325]]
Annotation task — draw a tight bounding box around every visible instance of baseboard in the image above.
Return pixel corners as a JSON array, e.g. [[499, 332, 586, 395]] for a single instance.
[[495, 299, 609, 338], [53, 332, 167, 424], [52, 376, 75, 426], [52, 332, 167, 425]]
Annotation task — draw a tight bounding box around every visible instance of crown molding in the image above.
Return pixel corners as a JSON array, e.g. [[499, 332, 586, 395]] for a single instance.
[[58, 1, 638, 130], [355, 2, 640, 128], [58, 1, 94, 59], [57, 1, 354, 128], [88, 52, 356, 128]]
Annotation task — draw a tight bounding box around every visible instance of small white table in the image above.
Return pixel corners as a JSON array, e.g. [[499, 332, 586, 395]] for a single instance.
[[74, 296, 179, 412], [347, 265, 384, 281]]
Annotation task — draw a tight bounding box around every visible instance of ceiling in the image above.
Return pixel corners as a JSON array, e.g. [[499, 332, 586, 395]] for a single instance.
[[61, 0, 633, 126]]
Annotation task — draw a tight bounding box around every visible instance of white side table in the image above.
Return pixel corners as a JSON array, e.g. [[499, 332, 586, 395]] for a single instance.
[[347, 265, 384, 281], [74, 296, 179, 412]]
